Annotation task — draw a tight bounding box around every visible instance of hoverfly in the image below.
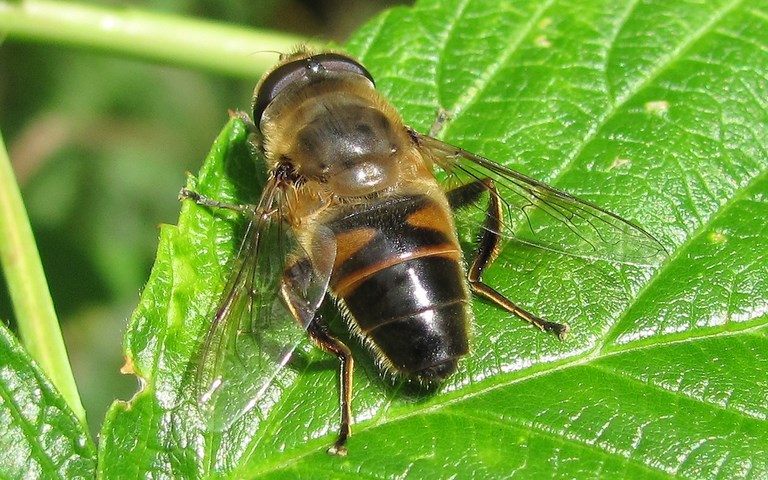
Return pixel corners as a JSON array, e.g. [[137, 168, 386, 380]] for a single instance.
[[180, 49, 666, 456]]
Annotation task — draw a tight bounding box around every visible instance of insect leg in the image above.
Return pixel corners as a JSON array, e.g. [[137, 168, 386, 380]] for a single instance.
[[178, 188, 255, 214], [306, 316, 354, 456], [449, 179, 570, 339], [281, 254, 351, 456]]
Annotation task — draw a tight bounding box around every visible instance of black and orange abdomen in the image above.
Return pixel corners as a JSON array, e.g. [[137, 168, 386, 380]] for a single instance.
[[327, 194, 470, 381]]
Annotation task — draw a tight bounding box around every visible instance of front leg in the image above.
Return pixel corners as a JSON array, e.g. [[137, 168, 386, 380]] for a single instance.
[[448, 179, 570, 339], [178, 188, 255, 215]]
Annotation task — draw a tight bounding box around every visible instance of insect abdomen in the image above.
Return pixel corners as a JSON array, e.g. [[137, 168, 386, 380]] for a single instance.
[[328, 194, 470, 381]]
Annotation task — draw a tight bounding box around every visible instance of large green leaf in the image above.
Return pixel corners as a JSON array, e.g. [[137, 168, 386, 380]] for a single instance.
[[0, 323, 96, 479], [100, 0, 768, 478]]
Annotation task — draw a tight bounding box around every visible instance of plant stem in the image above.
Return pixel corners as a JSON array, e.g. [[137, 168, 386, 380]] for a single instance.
[[0, 0, 313, 78], [0, 131, 87, 426]]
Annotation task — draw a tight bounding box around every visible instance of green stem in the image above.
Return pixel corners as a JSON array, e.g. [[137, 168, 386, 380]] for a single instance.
[[0, 0, 313, 78], [0, 131, 86, 426]]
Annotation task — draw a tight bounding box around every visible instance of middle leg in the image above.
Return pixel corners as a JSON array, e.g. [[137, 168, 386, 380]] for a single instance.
[[448, 179, 570, 339]]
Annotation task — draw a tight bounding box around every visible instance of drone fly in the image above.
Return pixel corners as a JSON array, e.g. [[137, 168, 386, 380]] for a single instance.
[[180, 49, 666, 455]]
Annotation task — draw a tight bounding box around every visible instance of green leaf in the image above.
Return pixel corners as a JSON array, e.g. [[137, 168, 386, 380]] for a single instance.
[[0, 323, 97, 479], [101, 0, 768, 478]]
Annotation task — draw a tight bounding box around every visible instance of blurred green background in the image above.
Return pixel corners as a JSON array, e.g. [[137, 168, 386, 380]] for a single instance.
[[0, 0, 407, 437]]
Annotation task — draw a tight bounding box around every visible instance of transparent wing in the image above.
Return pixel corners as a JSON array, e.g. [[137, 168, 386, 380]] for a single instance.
[[189, 178, 335, 432], [417, 133, 667, 265]]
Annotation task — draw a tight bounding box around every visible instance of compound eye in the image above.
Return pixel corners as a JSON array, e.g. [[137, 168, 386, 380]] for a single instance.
[[253, 60, 308, 125], [252, 53, 375, 126], [311, 53, 374, 84]]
